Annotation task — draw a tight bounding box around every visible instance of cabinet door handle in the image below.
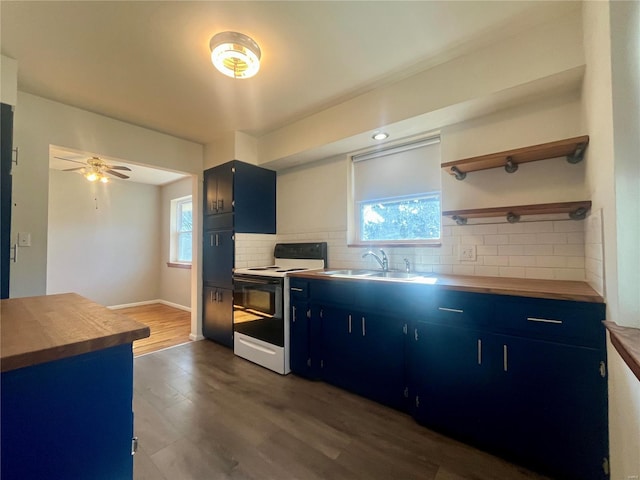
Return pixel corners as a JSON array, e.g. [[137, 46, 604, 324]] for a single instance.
[[414, 328, 419, 341], [217, 199, 224, 211], [503, 345, 508, 372], [477, 339, 482, 365], [362, 317, 366, 336], [215, 234, 219, 247], [306, 309, 311, 319], [292, 305, 296, 322], [210, 290, 214, 303], [210, 234, 214, 247], [438, 307, 464, 313], [527, 317, 563, 324], [291, 287, 303, 292], [348, 314, 352, 333], [10, 244, 17, 263]]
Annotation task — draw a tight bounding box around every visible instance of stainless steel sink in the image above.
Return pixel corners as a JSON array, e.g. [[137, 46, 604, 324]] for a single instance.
[[369, 271, 423, 279], [319, 269, 425, 280], [319, 269, 380, 277]]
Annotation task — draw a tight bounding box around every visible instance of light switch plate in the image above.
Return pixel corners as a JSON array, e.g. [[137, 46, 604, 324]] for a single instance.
[[18, 232, 31, 247]]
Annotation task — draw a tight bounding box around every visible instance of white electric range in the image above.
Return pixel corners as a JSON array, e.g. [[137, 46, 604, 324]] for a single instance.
[[232, 242, 327, 374]]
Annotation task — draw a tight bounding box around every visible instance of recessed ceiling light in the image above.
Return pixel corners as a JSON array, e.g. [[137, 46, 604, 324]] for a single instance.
[[372, 132, 389, 141], [210, 31, 261, 79]]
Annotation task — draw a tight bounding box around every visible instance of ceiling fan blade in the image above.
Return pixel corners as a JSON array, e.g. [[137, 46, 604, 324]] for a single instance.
[[62, 167, 85, 172], [54, 156, 87, 165], [108, 165, 132, 171], [106, 169, 130, 179]]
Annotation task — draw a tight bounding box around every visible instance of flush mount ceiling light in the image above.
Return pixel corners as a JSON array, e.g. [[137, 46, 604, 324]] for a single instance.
[[372, 132, 389, 141], [210, 31, 261, 79]]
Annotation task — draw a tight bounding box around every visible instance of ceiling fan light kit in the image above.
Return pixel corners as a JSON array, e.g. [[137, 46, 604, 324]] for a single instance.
[[210, 31, 261, 79], [58, 156, 131, 183]]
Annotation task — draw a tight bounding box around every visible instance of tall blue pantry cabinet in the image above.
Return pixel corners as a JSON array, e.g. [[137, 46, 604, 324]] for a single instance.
[[202, 160, 276, 347]]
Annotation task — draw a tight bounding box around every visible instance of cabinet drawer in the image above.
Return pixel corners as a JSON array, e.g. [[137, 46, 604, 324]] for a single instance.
[[289, 279, 309, 299], [425, 290, 494, 327], [204, 213, 233, 230], [311, 279, 364, 307], [494, 297, 605, 347]]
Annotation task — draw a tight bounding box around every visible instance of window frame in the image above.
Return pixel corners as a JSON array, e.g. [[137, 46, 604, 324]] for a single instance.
[[171, 195, 193, 265], [356, 191, 442, 245], [348, 133, 442, 247]]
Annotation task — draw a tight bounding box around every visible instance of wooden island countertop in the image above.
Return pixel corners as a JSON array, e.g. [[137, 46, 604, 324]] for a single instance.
[[0, 293, 150, 373]]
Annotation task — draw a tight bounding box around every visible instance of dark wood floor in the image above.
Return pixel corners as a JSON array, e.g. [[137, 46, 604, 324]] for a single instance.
[[133, 340, 548, 480]]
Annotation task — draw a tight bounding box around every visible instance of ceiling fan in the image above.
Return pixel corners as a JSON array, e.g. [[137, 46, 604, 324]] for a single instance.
[[55, 156, 132, 183]]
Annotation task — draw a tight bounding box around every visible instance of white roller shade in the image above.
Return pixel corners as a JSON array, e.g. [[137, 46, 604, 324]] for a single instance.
[[353, 136, 441, 202]]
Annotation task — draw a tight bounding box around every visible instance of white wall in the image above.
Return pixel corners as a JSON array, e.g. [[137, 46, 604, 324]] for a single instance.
[[159, 177, 192, 309], [46, 169, 160, 306], [277, 93, 588, 281], [1, 55, 18, 106], [10, 92, 203, 298], [582, 2, 640, 479]]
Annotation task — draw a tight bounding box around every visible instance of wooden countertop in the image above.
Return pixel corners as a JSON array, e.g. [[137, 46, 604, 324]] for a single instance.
[[290, 271, 604, 304], [604, 321, 640, 382], [1, 293, 150, 373]]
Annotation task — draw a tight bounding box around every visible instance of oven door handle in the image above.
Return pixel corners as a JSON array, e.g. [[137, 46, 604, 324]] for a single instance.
[[233, 276, 281, 286]]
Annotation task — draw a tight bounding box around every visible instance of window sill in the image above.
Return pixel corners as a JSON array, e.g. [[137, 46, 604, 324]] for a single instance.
[[167, 262, 192, 270], [348, 242, 442, 248], [603, 321, 640, 382]]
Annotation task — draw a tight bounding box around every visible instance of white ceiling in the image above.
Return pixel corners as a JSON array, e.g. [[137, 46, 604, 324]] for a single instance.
[[1, 1, 578, 146]]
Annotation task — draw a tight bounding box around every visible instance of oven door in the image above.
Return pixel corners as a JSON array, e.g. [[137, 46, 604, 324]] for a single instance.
[[233, 274, 284, 347]]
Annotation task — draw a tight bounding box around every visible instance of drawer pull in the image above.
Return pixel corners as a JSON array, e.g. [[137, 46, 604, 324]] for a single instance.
[[291, 287, 304, 292], [348, 314, 352, 333], [503, 345, 508, 372], [477, 339, 482, 365], [439, 307, 464, 313], [527, 317, 563, 324]]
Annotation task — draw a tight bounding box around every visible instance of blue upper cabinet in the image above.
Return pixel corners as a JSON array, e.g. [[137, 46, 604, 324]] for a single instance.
[[203, 160, 276, 234]]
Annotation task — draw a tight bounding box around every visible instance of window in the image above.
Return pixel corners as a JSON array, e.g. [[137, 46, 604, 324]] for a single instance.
[[351, 135, 441, 245], [171, 196, 192, 263]]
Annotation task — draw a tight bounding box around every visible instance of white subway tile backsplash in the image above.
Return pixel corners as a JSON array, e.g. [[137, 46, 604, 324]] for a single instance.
[[553, 220, 585, 233], [485, 234, 509, 245], [498, 245, 524, 256], [509, 256, 537, 267], [524, 267, 555, 280], [523, 221, 554, 234], [553, 244, 585, 257], [509, 234, 539, 245], [276, 218, 589, 281], [477, 245, 498, 256], [535, 233, 568, 245], [523, 244, 554, 256], [536, 256, 567, 268]]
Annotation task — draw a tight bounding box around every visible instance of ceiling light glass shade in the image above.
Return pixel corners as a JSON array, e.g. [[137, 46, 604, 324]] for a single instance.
[[210, 31, 261, 79]]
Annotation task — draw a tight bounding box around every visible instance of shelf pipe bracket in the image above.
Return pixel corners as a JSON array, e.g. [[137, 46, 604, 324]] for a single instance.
[[450, 166, 467, 181], [504, 156, 518, 174], [569, 207, 589, 220], [566, 142, 587, 164], [452, 215, 468, 226], [506, 212, 521, 224]]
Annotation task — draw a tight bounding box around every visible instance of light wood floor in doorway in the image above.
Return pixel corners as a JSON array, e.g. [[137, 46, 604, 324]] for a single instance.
[[133, 340, 549, 480], [118, 303, 191, 357]]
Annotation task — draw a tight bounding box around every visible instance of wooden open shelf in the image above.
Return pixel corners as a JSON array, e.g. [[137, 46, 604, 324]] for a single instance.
[[442, 135, 589, 179], [443, 201, 592, 225]]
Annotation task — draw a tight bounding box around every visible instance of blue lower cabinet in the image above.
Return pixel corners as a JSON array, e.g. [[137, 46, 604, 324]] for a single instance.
[[319, 305, 406, 410], [408, 322, 491, 443], [491, 334, 608, 480], [290, 298, 312, 376], [1, 344, 135, 480]]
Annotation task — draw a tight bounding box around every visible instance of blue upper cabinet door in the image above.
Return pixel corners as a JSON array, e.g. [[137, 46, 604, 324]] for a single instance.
[[492, 334, 609, 480], [233, 161, 276, 234], [204, 167, 218, 215], [215, 163, 234, 216]]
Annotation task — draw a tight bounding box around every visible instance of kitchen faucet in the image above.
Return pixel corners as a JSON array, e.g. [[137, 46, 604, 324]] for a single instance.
[[362, 249, 389, 271]]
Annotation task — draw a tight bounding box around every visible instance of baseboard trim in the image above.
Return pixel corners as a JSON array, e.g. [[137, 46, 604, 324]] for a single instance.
[[189, 334, 205, 341], [109, 299, 191, 312]]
